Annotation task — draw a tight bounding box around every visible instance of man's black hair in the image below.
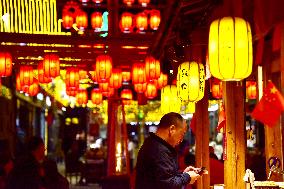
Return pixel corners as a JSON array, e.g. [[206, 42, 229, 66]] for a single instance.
[[158, 112, 184, 129]]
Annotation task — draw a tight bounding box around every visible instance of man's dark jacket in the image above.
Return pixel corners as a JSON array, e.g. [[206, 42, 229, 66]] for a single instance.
[[135, 133, 190, 189]]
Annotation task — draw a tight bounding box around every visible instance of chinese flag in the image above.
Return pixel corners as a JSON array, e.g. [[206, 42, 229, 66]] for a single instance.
[[190, 113, 196, 135], [251, 80, 284, 127], [216, 101, 226, 133]]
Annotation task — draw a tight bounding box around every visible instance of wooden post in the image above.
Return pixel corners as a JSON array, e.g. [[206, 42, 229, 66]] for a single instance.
[[223, 81, 246, 189], [195, 80, 210, 189]]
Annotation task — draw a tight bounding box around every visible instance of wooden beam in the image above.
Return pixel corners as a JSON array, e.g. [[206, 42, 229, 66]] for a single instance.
[[223, 81, 245, 189]]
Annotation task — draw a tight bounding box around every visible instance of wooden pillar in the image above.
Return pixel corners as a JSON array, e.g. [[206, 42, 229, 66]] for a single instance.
[[223, 81, 246, 189], [195, 80, 210, 189]]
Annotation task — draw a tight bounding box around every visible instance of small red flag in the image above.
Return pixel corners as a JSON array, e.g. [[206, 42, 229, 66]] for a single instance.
[[251, 80, 284, 127], [190, 113, 196, 134], [217, 101, 226, 133]]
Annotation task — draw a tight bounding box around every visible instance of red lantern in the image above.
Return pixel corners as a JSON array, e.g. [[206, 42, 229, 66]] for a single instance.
[[99, 82, 109, 92], [144, 83, 157, 99], [16, 74, 27, 92], [76, 90, 88, 105], [211, 78, 222, 99], [92, 0, 103, 3], [122, 71, 131, 82], [79, 70, 87, 79], [76, 11, 88, 30], [123, 0, 134, 5], [91, 12, 103, 30], [91, 88, 103, 105], [109, 69, 122, 89], [145, 56, 160, 81], [62, 1, 80, 20], [102, 87, 114, 97], [0, 52, 12, 77], [38, 61, 52, 83], [246, 81, 257, 99], [138, 0, 150, 6], [121, 89, 133, 105], [156, 73, 168, 89], [66, 89, 77, 97], [149, 10, 161, 30], [135, 12, 148, 31], [19, 66, 34, 86], [134, 83, 147, 93], [43, 54, 60, 78], [28, 80, 39, 96], [65, 68, 79, 90], [120, 12, 133, 32], [132, 63, 146, 84], [96, 55, 112, 82], [62, 12, 74, 29]]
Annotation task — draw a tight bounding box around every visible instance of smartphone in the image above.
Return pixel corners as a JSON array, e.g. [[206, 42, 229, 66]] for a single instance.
[[197, 167, 206, 175]]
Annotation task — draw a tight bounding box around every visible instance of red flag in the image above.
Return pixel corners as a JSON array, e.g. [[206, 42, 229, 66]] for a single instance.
[[190, 113, 196, 134], [251, 81, 284, 127], [217, 101, 226, 133]]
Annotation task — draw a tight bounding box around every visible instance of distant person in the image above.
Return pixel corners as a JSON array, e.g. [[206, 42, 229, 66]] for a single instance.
[[209, 146, 218, 160], [0, 154, 13, 189], [135, 112, 202, 189], [6, 136, 46, 189], [42, 159, 69, 189]]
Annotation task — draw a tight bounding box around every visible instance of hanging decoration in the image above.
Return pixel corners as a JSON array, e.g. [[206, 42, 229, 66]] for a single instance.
[[0, 52, 12, 77], [102, 87, 114, 97], [122, 71, 131, 82], [99, 82, 110, 92], [38, 61, 52, 83], [120, 12, 134, 32], [19, 66, 34, 86], [208, 17, 253, 81], [144, 83, 157, 99], [76, 11, 88, 30], [149, 10, 161, 30], [76, 89, 88, 105], [246, 81, 257, 99], [65, 68, 80, 90], [155, 73, 167, 89], [123, 0, 135, 6], [132, 63, 146, 84], [43, 54, 60, 78], [66, 89, 77, 97], [91, 12, 103, 30], [135, 12, 148, 31], [91, 88, 103, 105], [92, 0, 103, 3], [138, 0, 150, 6], [62, 1, 81, 29], [145, 56, 160, 81], [28, 80, 39, 96], [109, 69, 122, 89], [95, 55, 113, 82], [211, 78, 222, 99], [161, 85, 181, 114], [121, 89, 133, 105], [134, 83, 147, 93]]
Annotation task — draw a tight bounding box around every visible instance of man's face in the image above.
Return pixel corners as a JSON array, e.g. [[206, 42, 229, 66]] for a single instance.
[[170, 120, 187, 146]]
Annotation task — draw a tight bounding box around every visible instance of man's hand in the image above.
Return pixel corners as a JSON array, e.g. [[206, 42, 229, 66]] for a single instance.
[[183, 166, 199, 173], [186, 171, 200, 184]]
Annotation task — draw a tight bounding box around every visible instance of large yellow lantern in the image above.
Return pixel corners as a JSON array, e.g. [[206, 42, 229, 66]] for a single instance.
[[161, 85, 181, 114], [177, 61, 205, 102], [208, 17, 253, 81]]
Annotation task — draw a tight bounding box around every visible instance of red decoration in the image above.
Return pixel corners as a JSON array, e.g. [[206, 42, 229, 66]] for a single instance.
[[92, 0, 103, 3], [0, 52, 12, 77], [43, 54, 60, 78], [246, 81, 257, 99], [122, 71, 131, 82], [76, 89, 88, 105], [76, 11, 88, 30], [91, 88, 103, 105], [149, 10, 161, 30], [109, 69, 122, 89], [65, 68, 79, 90], [134, 83, 147, 93], [19, 66, 34, 86], [123, 0, 134, 5], [155, 73, 168, 89], [217, 102, 226, 133], [62, 1, 81, 19], [99, 82, 109, 92], [66, 89, 77, 97], [16, 74, 27, 92], [79, 70, 87, 79], [132, 63, 146, 84], [102, 87, 114, 97], [96, 55, 112, 82], [62, 13, 74, 29], [91, 12, 103, 30], [121, 89, 133, 105], [211, 78, 222, 99], [28, 80, 39, 96], [135, 12, 148, 31], [251, 80, 284, 127], [138, 0, 150, 6], [144, 83, 157, 99], [145, 56, 160, 81], [38, 61, 52, 83], [120, 12, 133, 32]]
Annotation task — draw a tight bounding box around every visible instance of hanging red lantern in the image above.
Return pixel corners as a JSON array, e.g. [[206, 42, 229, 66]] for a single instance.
[[38, 61, 52, 83], [145, 56, 160, 81], [122, 71, 131, 82], [79, 70, 87, 79], [16, 74, 27, 92], [62, 12, 74, 29], [123, 0, 134, 5], [99, 82, 109, 92], [246, 81, 257, 99], [96, 55, 112, 82], [135, 12, 148, 31], [132, 63, 146, 84], [62, 1, 80, 20], [76, 89, 88, 105], [149, 10, 161, 30], [144, 83, 157, 99], [76, 11, 88, 30], [0, 52, 12, 77], [43, 54, 60, 78], [91, 88, 103, 105], [28, 80, 39, 96], [109, 69, 122, 89], [211, 78, 222, 99], [134, 83, 147, 93], [65, 68, 80, 90], [102, 87, 114, 97], [19, 66, 34, 86], [121, 89, 133, 105], [155, 73, 168, 89], [138, 0, 150, 6], [92, 0, 103, 3], [120, 12, 133, 32], [91, 12, 103, 30], [66, 89, 77, 97]]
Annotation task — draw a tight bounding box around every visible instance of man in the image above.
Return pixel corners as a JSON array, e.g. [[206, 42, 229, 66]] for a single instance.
[[135, 112, 201, 189]]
